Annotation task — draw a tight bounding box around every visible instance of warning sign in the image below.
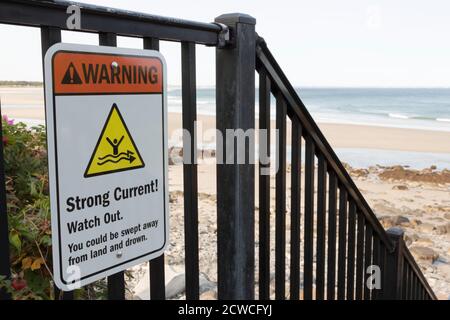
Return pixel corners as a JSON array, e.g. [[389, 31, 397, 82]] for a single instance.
[[44, 43, 168, 290], [84, 103, 144, 177]]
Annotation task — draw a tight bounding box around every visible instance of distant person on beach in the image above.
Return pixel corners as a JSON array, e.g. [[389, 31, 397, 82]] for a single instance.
[[106, 136, 124, 155]]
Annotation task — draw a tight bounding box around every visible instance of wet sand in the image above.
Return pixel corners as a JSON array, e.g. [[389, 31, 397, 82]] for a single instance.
[[3, 86, 450, 153]]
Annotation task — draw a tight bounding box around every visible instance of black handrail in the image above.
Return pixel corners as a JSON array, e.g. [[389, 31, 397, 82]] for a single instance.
[[0, 0, 225, 45], [255, 37, 394, 252]]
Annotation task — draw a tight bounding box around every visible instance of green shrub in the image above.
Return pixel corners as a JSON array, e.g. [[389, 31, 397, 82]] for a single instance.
[[1, 116, 52, 299], [0, 116, 127, 299]]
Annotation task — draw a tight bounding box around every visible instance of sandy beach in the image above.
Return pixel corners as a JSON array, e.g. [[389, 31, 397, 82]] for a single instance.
[[2, 86, 450, 299], [166, 113, 450, 154], [158, 162, 450, 300], [2, 86, 450, 154], [3, 105, 450, 155]]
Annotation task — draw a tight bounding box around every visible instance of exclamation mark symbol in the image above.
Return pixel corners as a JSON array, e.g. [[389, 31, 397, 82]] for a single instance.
[[69, 64, 74, 83], [62, 62, 81, 85]]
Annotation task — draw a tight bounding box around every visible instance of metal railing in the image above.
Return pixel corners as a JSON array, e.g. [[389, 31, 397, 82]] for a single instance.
[[0, 0, 437, 300], [255, 38, 436, 300]]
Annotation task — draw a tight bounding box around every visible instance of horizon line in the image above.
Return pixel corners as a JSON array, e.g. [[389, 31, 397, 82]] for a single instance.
[[1, 80, 449, 90]]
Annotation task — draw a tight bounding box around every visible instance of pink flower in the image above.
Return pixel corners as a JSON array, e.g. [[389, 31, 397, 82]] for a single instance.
[[11, 278, 27, 291], [2, 115, 13, 125]]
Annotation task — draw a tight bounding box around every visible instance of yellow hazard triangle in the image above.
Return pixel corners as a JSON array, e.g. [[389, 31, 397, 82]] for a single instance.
[[84, 103, 145, 178]]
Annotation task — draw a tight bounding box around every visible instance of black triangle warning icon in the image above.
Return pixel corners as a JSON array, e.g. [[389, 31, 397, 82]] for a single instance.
[[61, 62, 82, 84]]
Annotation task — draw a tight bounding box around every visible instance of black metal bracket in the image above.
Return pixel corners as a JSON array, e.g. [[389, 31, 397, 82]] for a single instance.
[[256, 34, 266, 47], [212, 22, 231, 48]]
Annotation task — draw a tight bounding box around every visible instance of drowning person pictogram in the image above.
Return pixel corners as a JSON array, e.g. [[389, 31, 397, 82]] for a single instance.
[[96, 136, 137, 166], [97, 141, 136, 166], [84, 103, 145, 177]]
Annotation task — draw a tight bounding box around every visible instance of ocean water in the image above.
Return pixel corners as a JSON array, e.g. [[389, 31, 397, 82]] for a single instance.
[[168, 87, 450, 169], [168, 87, 450, 132], [298, 88, 450, 132], [4, 87, 450, 169], [5, 87, 450, 132]]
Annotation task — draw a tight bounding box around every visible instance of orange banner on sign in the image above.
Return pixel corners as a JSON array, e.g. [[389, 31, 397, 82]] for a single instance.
[[52, 52, 163, 94]]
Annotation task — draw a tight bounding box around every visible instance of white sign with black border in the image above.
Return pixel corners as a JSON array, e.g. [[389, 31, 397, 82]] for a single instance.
[[44, 43, 168, 290]]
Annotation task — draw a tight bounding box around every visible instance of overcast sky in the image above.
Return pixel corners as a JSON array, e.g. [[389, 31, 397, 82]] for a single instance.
[[1, 0, 450, 87]]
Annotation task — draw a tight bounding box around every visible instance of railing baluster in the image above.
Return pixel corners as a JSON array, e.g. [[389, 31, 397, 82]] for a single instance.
[[107, 272, 125, 300], [402, 259, 408, 299], [99, 32, 117, 46], [315, 153, 327, 300], [416, 276, 421, 300], [411, 265, 415, 300], [417, 273, 421, 300], [98, 32, 125, 300], [143, 37, 166, 300], [41, 26, 61, 53], [275, 92, 287, 300], [326, 171, 337, 300], [143, 36, 160, 50], [258, 69, 271, 300], [337, 186, 347, 300], [346, 200, 356, 300], [181, 41, 199, 300], [290, 116, 301, 300], [404, 263, 408, 299], [364, 224, 373, 299], [303, 134, 315, 300], [418, 275, 423, 299], [40, 25, 75, 301], [143, 37, 160, 51], [378, 242, 387, 299], [355, 212, 365, 300], [416, 275, 421, 300], [410, 264, 414, 300], [371, 235, 380, 299]]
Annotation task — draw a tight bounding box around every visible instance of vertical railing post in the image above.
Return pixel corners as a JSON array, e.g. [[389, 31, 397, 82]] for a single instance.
[[215, 13, 256, 300], [40, 25, 75, 300], [181, 41, 200, 300], [143, 37, 166, 301], [384, 227, 405, 300], [258, 69, 271, 300]]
